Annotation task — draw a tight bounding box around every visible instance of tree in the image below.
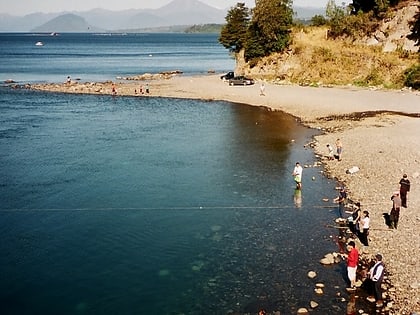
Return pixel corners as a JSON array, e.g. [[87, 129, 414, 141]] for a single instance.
[[408, 4, 420, 50], [248, 0, 294, 59], [219, 3, 250, 54], [325, 0, 349, 38], [350, 0, 376, 14], [350, 0, 402, 16], [311, 14, 328, 26]]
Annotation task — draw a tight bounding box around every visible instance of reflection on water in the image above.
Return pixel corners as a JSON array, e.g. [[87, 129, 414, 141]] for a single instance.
[[294, 188, 302, 208]]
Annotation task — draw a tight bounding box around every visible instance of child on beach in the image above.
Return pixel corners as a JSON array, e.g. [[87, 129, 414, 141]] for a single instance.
[[326, 144, 334, 160]]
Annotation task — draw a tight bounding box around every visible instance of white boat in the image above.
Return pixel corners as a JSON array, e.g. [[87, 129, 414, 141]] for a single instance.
[[35, 41, 44, 46]]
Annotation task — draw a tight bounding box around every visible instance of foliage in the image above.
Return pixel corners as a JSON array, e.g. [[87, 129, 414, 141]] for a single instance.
[[350, 0, 401, 16], [244, 0, 294, 60], [220, 0, 294, 61], [219, 3, 250, 53], [407, 4, 420, 49], [311, 14, 328, 26], [243, 22, 266, 63], [243, 26, 418, 89], [404, 63, 420, 89], [325, 0, 349, 37], [185, 24, 222, 33], [325, 0, 405, 39], [328, 10, 378, 38]]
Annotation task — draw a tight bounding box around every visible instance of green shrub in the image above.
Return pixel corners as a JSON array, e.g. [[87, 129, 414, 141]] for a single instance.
[[311, 15, 328, 26], [404, 64, 420, 90]]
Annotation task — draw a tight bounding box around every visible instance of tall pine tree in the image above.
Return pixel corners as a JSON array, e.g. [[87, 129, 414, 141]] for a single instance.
[[219, 3, 250, 54]]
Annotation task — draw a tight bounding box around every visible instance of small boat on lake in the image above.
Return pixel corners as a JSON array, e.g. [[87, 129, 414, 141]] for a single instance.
[[35, 41, 44, 46]]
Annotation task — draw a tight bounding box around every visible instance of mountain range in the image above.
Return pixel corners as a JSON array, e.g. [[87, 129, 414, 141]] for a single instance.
[[0, 0, 324, 32]]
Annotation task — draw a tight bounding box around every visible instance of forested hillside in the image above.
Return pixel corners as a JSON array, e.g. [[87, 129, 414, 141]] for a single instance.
[[220, 0, 420, 89]]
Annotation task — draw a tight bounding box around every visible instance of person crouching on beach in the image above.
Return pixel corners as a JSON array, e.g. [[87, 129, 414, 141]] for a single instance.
[[326, 144, 334, 160]]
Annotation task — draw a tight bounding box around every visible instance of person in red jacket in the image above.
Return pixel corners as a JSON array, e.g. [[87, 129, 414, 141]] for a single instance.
[[345, 241, 359, 291]]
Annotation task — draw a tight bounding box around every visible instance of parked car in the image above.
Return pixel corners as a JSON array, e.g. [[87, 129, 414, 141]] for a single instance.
[[220, 71, 234, 80], [228, 76, 255, 86]]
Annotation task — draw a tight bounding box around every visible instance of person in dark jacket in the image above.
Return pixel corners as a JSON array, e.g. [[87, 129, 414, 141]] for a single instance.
[[390, 192, 401, 229], [365, 254, 385, 308], [399, 174, 410, 208]]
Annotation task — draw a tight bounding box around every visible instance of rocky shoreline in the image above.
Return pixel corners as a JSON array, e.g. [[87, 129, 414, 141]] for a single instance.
[[24, 75, 420, 314]]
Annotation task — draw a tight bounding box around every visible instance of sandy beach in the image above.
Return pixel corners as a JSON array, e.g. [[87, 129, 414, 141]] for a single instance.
[[30, 75, 420, 313]]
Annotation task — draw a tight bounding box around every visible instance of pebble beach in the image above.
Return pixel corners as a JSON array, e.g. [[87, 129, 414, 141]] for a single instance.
[[29, 74, 420, 314]]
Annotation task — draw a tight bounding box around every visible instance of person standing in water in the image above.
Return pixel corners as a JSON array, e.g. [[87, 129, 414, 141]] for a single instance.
[[292, 162, 303, 190]]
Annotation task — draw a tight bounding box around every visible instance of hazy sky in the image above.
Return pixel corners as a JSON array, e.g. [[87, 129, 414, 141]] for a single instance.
[[0, 0, 350, 16]]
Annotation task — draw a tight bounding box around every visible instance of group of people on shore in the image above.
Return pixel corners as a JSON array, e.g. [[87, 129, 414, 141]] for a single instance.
[[321, 138, 411, 309], [341, 173, 411, 309], [292, 138, 412, 309], [343, 241, 386, 308]]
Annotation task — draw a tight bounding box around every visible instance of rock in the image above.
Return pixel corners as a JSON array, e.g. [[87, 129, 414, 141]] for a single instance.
[[307, 271, 317, 279], [346, 166, 359, 174], [314, 288, 323, 295], [310, 300, 319, 309], [297, 308, 309, 314], [410, 282, 420, 289], [320, 253, 335, 265], [315, 283, 325, 288]]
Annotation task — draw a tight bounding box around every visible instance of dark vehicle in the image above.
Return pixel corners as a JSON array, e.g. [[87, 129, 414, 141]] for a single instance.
[[220, 71, 234, 80], [228, 76, 255, 86]]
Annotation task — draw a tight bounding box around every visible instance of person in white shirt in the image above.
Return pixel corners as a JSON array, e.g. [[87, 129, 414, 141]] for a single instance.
[[365, 254, 385, 308], [359, 210, 370, 253], [292, 162, 303, 189]]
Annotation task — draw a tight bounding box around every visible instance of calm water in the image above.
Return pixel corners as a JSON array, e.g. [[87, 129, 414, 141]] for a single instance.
[[0, 33, 235, 83], [0, 33, 363, 315]]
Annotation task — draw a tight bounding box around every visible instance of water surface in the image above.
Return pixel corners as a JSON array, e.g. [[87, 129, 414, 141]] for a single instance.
[[0, 88, 349, 314]]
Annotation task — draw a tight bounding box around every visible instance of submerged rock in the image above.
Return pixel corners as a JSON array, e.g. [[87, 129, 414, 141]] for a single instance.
[[320, 253, 335, 265]]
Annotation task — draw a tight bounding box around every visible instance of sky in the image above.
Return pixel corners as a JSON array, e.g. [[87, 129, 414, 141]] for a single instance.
[[0, 0, 351, 16]]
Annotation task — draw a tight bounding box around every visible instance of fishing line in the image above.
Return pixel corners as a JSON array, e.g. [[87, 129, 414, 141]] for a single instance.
[[0, 204, 336, 212]]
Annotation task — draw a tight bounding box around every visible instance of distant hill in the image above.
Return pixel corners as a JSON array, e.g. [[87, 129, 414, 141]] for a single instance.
[[294, 7, 324, 20], [185, 24, 223, 33], [31, 13, 103, 32], [0, 0, 327, 33]]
